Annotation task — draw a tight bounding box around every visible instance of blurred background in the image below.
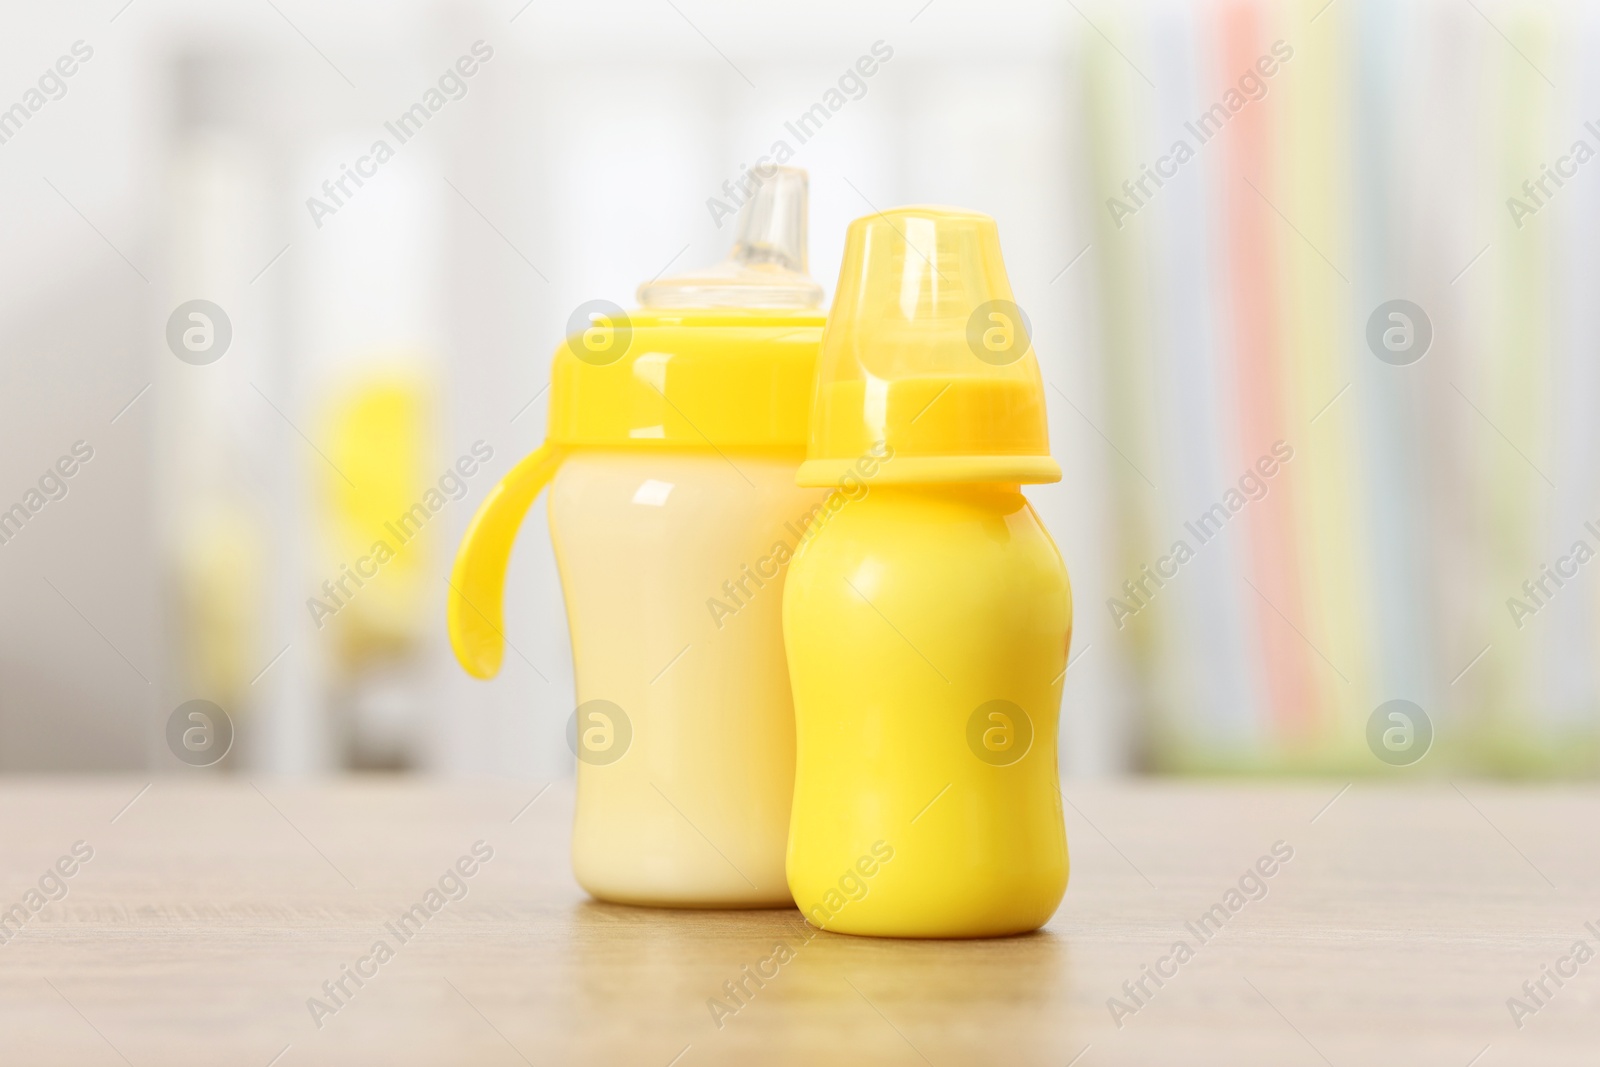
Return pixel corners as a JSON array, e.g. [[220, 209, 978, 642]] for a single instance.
[[0, 0, 1593, 779]]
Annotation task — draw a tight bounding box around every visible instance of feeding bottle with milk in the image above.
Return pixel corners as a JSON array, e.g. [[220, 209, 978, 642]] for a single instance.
[[448, 169, 826, 906]]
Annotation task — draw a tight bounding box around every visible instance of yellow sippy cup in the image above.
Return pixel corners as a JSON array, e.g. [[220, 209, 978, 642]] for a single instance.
[[783, 206, 1071, 937], [448, 169, 828, 906]]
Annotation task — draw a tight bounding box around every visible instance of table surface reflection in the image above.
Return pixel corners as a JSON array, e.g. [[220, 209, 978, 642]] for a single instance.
[[0, 777, 1593, 1065]]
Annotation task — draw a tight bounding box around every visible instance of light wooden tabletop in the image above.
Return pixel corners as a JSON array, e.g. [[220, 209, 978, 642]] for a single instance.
[[0, 778, 1593, 1066]]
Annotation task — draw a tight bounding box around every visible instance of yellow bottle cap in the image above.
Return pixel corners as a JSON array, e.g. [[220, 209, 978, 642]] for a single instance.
[[798, 206, 1060, 486]]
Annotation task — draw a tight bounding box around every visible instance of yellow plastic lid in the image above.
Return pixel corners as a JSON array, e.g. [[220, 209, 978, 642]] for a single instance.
[[551, 166, 824, 452], [546, 307, 822, 452], [798, 205, 1060, 486]]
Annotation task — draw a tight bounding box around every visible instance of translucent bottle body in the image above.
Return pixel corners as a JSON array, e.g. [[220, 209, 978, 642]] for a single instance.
[[550, 451, 823, 906]]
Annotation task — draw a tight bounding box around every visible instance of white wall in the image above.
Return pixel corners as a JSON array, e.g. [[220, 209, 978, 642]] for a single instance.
[[0, 0, 1125, 777]]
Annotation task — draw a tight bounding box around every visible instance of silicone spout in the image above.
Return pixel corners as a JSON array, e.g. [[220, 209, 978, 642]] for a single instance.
[[638, 167, 824, 309]]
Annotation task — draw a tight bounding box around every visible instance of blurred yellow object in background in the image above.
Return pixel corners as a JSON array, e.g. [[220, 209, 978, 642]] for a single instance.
[[176, 503, 264, 716], [319, 369, 433, 662]]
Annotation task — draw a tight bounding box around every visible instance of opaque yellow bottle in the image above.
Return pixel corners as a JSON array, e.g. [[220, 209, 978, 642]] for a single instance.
[[784, 206, 1071, 938]]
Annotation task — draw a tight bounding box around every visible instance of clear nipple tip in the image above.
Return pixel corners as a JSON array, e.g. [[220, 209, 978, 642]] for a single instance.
[[638, 167, 824, 310]]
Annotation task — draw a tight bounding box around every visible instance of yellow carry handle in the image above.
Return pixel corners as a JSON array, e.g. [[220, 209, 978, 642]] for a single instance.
[[447, 442, 566, 679]]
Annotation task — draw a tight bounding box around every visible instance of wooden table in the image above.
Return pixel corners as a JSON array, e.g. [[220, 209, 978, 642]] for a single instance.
[[0, 778, 1594, 1065]]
